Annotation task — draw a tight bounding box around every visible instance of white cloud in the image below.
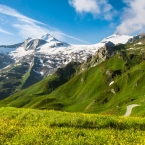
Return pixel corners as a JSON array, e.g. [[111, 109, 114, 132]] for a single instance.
[[60, 32, 90, 44], [69, 0, 100, 14], [13, 23, 64, 41], [68, 0, 115, 20], [0, 5, 43, 25], [0, 4, 88, 44], [0, 27, 12, 35], [116, 0, 145, 35], [0, 4, 61, 39]]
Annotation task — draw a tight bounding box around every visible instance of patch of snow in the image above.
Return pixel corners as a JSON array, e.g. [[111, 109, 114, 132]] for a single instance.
[[137, 42, 142, 45], [9, 46, 34, 60], [40, 71, 44, 75], [109, 81, 114, 86], [0, 47, 16, 54], [128, 48, 134, 50], [0, 33, 133, 75], [2, 65, 11, 69], [101, 34, 133, 44], [41, 34, 56, 42]]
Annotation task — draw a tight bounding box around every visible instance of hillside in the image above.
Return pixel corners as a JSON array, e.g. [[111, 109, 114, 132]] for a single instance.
[[0, 62, 80, 106], [1, 1, 145, 144], [0, 36, 145, 116]]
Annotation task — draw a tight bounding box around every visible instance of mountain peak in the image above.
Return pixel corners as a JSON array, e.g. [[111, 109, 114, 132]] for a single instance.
[[41, 34, 57, 42], [113, 32, 119, 35], [101, 33, 132, 44]]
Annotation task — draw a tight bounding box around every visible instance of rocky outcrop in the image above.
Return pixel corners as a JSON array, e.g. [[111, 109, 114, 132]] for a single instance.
[[0, 53, 14, 69], [127, 36, 140, 43], [23, 39, 47, 50], [90, 43, 114, 65], [127, 33, 145, 43], [80, 42, 115, 71]]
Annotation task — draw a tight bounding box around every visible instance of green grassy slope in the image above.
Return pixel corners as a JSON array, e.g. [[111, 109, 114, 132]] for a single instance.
[[0, 107, 145, 144], [1, 37, 145, 115], [0, 62, 80, 108], [33, 51, 145, 115]]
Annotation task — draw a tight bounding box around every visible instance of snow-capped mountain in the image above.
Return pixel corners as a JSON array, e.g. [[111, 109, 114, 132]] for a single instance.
[[0, 33, 133, 98], [41, 34, 58, 42], [0, 33, 132, 73], [101, 33, 133, 44]]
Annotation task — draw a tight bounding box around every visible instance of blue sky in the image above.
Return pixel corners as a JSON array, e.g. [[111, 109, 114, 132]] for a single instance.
[[0, 0, 145, 45]]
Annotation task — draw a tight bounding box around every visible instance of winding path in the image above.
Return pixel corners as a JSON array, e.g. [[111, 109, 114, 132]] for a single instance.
[[124, 104, 140, 117]]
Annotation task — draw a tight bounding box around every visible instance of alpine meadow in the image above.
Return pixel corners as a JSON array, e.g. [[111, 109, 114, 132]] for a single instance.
[[0, 0, 145, 144]]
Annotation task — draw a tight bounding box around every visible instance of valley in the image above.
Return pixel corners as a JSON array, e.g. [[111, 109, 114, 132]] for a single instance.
[[0, 34, 145, 116], [1, 0, 145, 144], [0, 33, 145, 144]]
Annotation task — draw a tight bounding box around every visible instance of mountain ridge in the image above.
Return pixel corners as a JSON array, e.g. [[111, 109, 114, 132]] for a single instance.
[[0, 33, 133, 100], [1, 35, 145, 116]]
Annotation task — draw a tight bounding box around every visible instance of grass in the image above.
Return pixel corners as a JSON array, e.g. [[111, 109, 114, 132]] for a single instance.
[[0, 74, 61, 107], [0, 62, 80, 108], [0, 107, 145, 144], [1, 49, 145, 115], [16, 64, 31, 91], [1, 38, 145, 116]]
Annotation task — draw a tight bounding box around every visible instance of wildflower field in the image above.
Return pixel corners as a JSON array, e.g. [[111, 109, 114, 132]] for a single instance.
[[0, 107, 145, 145]]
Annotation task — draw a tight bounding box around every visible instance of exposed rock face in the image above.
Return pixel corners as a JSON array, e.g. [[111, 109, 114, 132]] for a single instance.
[[97, 46, 113, 59], [24, 39, 47, 50], [92, 43, 114, 64], [127, 36, 140, 43], [56, 62, 80, 79], [127, 33, 145, 43], [99, 41, 114, 57], [105, 41, 115, 47], [90, 41, 115, 65], [139, 33, 145, 38], [80, 43, 115, 70], [0, 53, 14, 69]]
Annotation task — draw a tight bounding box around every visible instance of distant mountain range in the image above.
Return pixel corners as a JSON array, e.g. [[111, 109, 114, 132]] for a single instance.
[[0, 33, 132, 70], [0, 34, 145, 116], [0, 33, 133, 99]]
